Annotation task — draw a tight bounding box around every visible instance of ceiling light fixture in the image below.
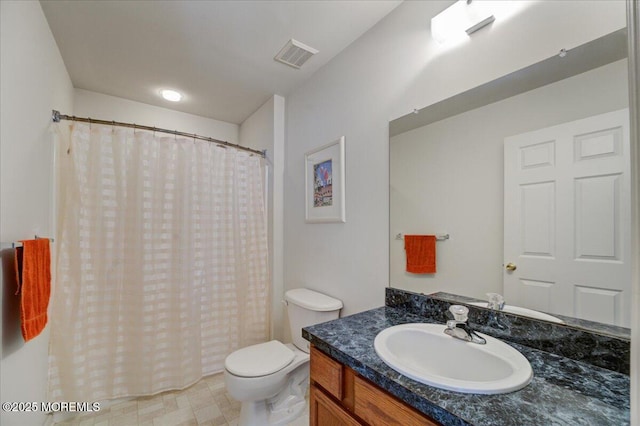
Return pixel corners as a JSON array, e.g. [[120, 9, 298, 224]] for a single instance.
[[161, 89, 183, 102], [431, 0, 495, 44]]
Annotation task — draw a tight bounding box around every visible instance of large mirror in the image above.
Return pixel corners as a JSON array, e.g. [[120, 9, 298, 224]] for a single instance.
[[389, 28, 631, 332]]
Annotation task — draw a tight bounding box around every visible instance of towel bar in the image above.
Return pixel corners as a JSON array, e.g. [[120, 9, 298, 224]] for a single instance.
[[396, 233, 449, 241], [12, 236, 54, 249]]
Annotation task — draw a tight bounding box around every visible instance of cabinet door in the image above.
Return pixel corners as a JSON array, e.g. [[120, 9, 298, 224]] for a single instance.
[[310, 384, 362, 426], [311, 346, 343, 399], [354, 376, 439, 426]]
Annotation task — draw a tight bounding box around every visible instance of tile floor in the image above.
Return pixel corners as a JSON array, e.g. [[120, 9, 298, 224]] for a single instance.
[[53, 372, 309, 426]]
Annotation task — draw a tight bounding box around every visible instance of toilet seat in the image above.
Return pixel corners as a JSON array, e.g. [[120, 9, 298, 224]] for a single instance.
[[225, 340, 295, 377]]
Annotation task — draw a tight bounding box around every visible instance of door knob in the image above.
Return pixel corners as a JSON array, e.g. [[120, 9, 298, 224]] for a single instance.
[[505, 262, 517, 271]]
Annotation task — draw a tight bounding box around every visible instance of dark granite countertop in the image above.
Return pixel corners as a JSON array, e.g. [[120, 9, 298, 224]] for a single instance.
[[303, 306, 630, 426]]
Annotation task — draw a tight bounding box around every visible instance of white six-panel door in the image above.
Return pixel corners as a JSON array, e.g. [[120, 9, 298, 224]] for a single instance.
[[504, 109, 630, 327]]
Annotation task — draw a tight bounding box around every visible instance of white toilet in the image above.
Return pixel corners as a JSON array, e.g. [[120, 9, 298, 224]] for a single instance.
[[224, 288, 342, 426]]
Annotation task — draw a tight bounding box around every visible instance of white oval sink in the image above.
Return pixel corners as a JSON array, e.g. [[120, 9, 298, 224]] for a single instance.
[[374, 323, 532, 394], [468, 302, 565, 324]]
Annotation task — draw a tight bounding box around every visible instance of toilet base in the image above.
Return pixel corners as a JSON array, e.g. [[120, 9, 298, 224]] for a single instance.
[[237, 363, 309, 426], [238, 397, 306, 426]]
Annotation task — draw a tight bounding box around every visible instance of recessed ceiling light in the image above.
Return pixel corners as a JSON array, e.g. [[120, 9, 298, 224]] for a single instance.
[[161, 89, 182, 102]]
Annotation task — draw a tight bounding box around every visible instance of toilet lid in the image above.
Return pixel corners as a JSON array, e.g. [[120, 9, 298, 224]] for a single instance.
[[225, 340, 295, 377]]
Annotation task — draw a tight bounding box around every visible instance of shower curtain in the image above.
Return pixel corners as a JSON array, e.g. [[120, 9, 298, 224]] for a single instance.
[[48, 122, 269, 402]]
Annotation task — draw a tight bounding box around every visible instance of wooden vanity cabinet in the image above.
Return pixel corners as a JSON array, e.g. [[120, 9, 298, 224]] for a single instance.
[[309, 346, 441, 426]]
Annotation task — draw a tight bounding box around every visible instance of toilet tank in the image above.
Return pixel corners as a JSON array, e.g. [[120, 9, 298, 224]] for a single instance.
[[285, 288, 342, 353]]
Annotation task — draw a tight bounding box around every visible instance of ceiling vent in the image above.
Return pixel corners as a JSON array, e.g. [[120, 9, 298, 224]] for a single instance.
[[274, 39, 318, 69]]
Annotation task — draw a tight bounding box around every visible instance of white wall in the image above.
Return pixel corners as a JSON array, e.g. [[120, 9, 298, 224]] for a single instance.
[[0, 2, 74, 425], [74, 89, 239, 144], [239, 96, 286, 341], [283, 0, 627, 317], [390, 59, 629, 299]]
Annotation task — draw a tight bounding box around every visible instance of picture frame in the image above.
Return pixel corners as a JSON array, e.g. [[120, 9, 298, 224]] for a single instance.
[[305, 136, 346, 223]]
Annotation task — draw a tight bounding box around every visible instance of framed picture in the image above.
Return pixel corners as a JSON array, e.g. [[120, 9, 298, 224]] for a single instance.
[[305, 136, 346, 223]]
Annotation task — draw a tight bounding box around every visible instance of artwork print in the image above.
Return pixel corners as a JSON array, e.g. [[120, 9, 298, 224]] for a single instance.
[[313, 159, 333, 207], [304, 136, 345, 223]]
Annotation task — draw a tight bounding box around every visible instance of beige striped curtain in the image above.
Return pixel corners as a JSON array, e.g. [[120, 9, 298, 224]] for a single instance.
[[48, 122, 269, 402]]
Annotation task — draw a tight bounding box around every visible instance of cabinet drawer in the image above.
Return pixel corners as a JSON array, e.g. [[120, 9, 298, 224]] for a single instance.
[[354, 375, 438, 426], [310, 384, 362, 426], [310, 346, 343, 399]]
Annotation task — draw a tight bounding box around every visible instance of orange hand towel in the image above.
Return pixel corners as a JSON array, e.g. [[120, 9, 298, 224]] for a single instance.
[[404, 235, 436, 274], [14, 239, 51, 342]]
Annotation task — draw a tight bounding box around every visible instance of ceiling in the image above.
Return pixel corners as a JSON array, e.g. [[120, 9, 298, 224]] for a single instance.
[[40, 0, 402, 124]]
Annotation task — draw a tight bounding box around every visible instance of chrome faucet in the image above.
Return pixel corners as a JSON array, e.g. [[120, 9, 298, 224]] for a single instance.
[[444, 305, 486, 345]]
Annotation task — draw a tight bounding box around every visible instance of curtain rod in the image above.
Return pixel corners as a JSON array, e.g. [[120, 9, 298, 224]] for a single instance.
[[52, 110, 266, 157]]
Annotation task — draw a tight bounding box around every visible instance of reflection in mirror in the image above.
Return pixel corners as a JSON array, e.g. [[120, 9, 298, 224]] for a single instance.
[[389, 29, 631, 332], [429, 292, 630, 340]]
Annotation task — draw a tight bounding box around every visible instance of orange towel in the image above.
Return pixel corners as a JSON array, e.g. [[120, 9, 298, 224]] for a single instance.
[[14, 239, 51, 342], [404, 235, 436, 274]]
